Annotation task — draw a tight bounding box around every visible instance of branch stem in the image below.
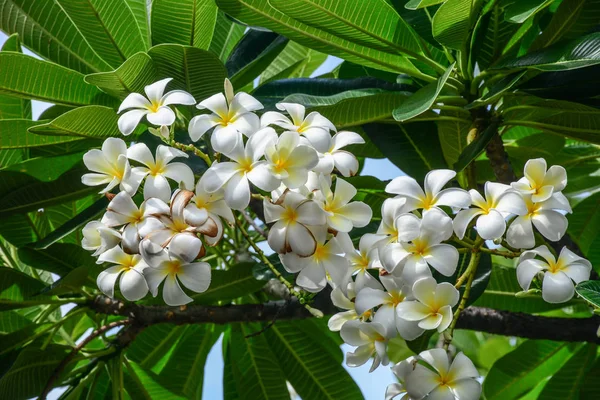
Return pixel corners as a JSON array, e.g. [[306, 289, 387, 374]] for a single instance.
[[169, 140, 212, 167]]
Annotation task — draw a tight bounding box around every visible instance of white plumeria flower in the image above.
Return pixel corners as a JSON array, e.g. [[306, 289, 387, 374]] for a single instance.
[[406, 349, 481, 400], [386, 356, 417, 400], [202, 127, 280, 210], [386, 169, 471, 213], [101, 191, 170, 253], [315, 176, 372, 233], [81, 221, 121, 256], [517, 245, 591, 304], [280, 229, 350, 293], [261, 103, 335, 152], [506, 193, 571, 249], [183, 175, 235, 246], [377, 198, 409, 243], [118, 78, 196, 135], [453, 182, 527, 240], [264, 131, 319, 189], [270, 170, 324, 203], [355, 275, 423, 340], [263, 191, 327, 257], [328, 282, 374, 332], [337, 232, 385, 292], [188, 79, 262, 154], [395, 277, 459, 334], [512, 158, 567, 203], [97, 245, 149, 301], [340, 320, 391, 372], [313, 131, 364, 177], [143, 234, 211, 306], [381, 209, 458, 283], [127, 144, 194, 202], [81, 138, 144, 195]]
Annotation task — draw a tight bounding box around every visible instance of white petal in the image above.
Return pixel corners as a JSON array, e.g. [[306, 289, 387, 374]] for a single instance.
[[198, 92, 228, 114], [231, 92, 263, 113], [160, 90, 196, 106], [435, 188, 471, 209], [127, 142, 155, 168], [475, 209, 506, 240], [203, 162, 240, 192], [142, 263, 168, 295], [449, 352, 479, 379], [355, 288, 388, 315], [328, 310, 357, 331], [418, 313, 442, 330], [395, 301, 431, 321], [163, 163, 195, 190], [562, 262, 591, 284], [223, 172, 250, 210], [453, 209, 482, 239], [495, 191, 527, 215], [163, 275, 193, 306], [147, 106, 176, 126], [296, 200, 327, 226], [435, 282, 460, 307], [121, 224, 140, 254], [450, 378, 482, 400], [425, 169, 456, 197], [424, 245, 459, 276], [144, 78, 172, 102], [178, 262, 211, 293], [118, 92, 151, 113], [427, 386, 455, 400], [188, 114, 220, 141], [332, 151, 359, 177], [524, 158, 547, 187], [118, 109, 148, 135], [247, 163, 281, 192], [169, 234, 202, 263], [405, 364, 441, 399], [346, 344, 375, 368], [532, 185, 554, 203], [300, 127, 332, 153], [532, 210, 567, 242], [332, 131, 364, 150], [231, 112, 260, 136], [411, 277, 437, 305], [144, 174, 171, 203], [516, 259, 546, 290], [212, 124, 242, 154], [97, 266, 122, 298], [544, 165, 567, 192], [276, 102, 305, 124], [267, 220, 288, 253], [119, 269, 148, 301], [288, 222, 317, 257], [438, 305, 453, 332], [542, 271, 575, 303], [420, 348, 451, 376], [506, 216, 535, 249], [296, 263, 327, 292], [395, 317, 425, 341], [385, 176, 425, 200], [156, 145, 187, 164]]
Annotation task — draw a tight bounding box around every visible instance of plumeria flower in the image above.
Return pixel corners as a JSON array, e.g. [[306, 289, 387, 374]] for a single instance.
[[81, 221, 121, 256], [263, 191, 327, 257], [355, 275, 423, 340], [313, 131, 364, 177], [143, 234, 211, 306], [188, 79, 262, 154], [386, 357, 417, 400], [406, 349, 481, 400], [328, 282, 375, 331], [202, 128, 280, 210], [376, 198, 409, 243], [340, 320, 391, 372], [453, 182, 527, 240], [395, 277, 459, 334], [280, 229, 349, 292], [506, 193, 571, 249], [118, 78, 196, 135], [381, 209, 458, 283], [385, 169, 471, 213], [517, 245, 591, 303], [315, 176, 372, 232], [337, 232, 384, 292], [127, 144, 194, 202], [264, 131, 319, 189], [512, 158, 567, 203], [81, 138, 144, 195], [97, 245, 149, 301], [101, 191, 170, 253], [261, 103, 335, 152]]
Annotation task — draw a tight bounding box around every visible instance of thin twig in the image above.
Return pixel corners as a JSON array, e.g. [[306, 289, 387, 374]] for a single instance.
[[169, 140, 212, 166], [242, 210, 268, 239]]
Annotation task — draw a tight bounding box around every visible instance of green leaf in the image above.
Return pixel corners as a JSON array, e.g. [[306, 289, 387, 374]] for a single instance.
[[151, 0, 218, 49], [125, 0, 151, 46], [432, 0, 479, 50], [393, 62, 454, 122], [260, 41, 327, 84], [466, 71, 527, 109], [0, 33, 31, 121], [284, 89, 389, 107], [0, 53, 117, 107], [209, 11, 245, 62], [148, 44, 227, 102], [504, 0, 553, 24], [192, 262, 266, 303], [85, 52, 158, 99], [158, 325, 222, 398], [29, 106, 140, 138], [0, 267, 46, 311], [580, 357, 600, 398], [483, 341, 578, 400], [228, 323, 290, 400], [575, 281, 600, 308], [453, 122, 498, 172], [124, 361, 187, 400], [567, 192, 600, 254], [227, 30, 289, 89], [127, 325, 187, 372], [363, 122, 446, 180], [471, 3, 520, 70], [406, 330, 435, 354], [495, 32, 600, 71], [39, 265, 90, 295], [437, 110, 471, 166], [405, 0, 444, 9], [0, 119, 85, 149], [215, 0, 431, 78], [0, 310, 33, 334], [538, 343, 597, 399], [56, 0, 147, 68], [265, 321, 363, 400], [18, 243, 97, 276], [0, 0, 112, 73], [502, 96, 600, 144], [0, 323, 54, 354], [477, 336, 515, 370], [529, 0, 587, 51]]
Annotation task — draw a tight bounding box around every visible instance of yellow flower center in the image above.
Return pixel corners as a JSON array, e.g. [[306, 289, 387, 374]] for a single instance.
[[148, 101, 161, 113], [281, 206, 298, 223], [527, 202, 541, 216], [412, 239, 428, 256], [166, 260, 182, 275], [313, 244, 327, 261], [238, 158, 253, 174], [390, 291, 405, 306], [171, 219, 189, 233], [421, 193, 435, 210], [149, 162, 166, 176]]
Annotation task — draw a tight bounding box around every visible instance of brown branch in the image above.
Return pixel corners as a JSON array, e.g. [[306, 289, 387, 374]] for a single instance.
[[89, 296, 600, 344], [485, 130, 517, 184], [242, 210, 268, 239]]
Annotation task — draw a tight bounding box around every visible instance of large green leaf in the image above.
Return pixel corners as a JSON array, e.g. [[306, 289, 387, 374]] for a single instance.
[[502, 96, 600, 144], [0, 0, 111, 73], [85, 52, 158, 99], [453, 122, 499, 172], [363, 122, 446, 180], [405, 0, 444, 9], [528, 0, 587, 51], [192, 262, 265, 303], [125, 0, 151, 46], [567, 192, 600, 254], [495, 32, 600, 71], [18, 243, 97, 276], [151, 0, 218, 49], [0, 53, 117, 107], [437, 110, 471, 166], [0, 267, 46, 311], [265, 321, 363, 400], [483, 341, 578, 400], [127, 325, 187, 372], [208, 11, 245, 62], [148, 44, 227, 102], [503, 0, 553, 24], [0, 119, 84, 149], [56, 0, 147, 68], [393, 63, 454, 122], [259, 41, 327, 84], [228, 323, 290, 400], [0, 33, 31, 120], [432, 0, 479, 50], [538, 343, 597, 399], [215, 0, 432, 78], [580, 357, 600, 398], [575, 281, 600, 308], [29, 106, 140, 138], [124, 361, 187, 400]]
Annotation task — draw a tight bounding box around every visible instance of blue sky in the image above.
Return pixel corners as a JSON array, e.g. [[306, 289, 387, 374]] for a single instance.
[[0, 32, 401, 399]]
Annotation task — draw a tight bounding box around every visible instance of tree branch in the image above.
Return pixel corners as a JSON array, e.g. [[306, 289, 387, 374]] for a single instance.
[[485, 130, 517, 184], [89, 296, 600, 344]]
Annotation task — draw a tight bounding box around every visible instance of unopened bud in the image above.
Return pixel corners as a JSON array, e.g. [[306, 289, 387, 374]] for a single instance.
[[224, 78, 234, 104]]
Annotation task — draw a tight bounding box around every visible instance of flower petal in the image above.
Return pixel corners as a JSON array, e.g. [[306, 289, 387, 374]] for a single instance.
[[385, 176, 425, 200], [203, 162, 240, 192], [524, 158, 547, 186], [332, 131, 364, 150], [449, 352, 480, 380], [119, 269, 148, 301], [544, 165, 567, 192], [476, 209, 506, 240], [418, 313, 442, 330], [355, 287, 389, 315], [425, 169, 456, 197], [296, 200, 327, 226], [532, 210, 568, 242], [332, 151, 359, 177], [516, 259, 546, 290], [169, 234, 202, 263], [296, 263, 327, 292], [434, 283, 459, 307], [435, 188, 471, 209], [405, 364, 441, 399], [542, 271, 575, 303], [328, 310, 357, 331], [288, 222, 317, 257], [178, 262, 211, 293], [118, 109, 149, 135], [118, 92, 151, 113], [97, 266, 122, 298], [146, 106, 176, 126], [424, 245, 459, 277], [188, 114, 220, 141], [163, 163, 195, 191], [453, 208, 482, 239], [160, 90, 196, 106], [223, 172, 250, 210], [395, 301, 431, 321], [163, 275, 193, 306], [231, 92, 263, 113], [450, 379, 482, 400], [144, 78, 172, 102], [267, 220, 288, 253], [198, 92, 228, 115], [144, 174, 171, 203], [211, 124, 242, 155], [506, 215, 535, 249]]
